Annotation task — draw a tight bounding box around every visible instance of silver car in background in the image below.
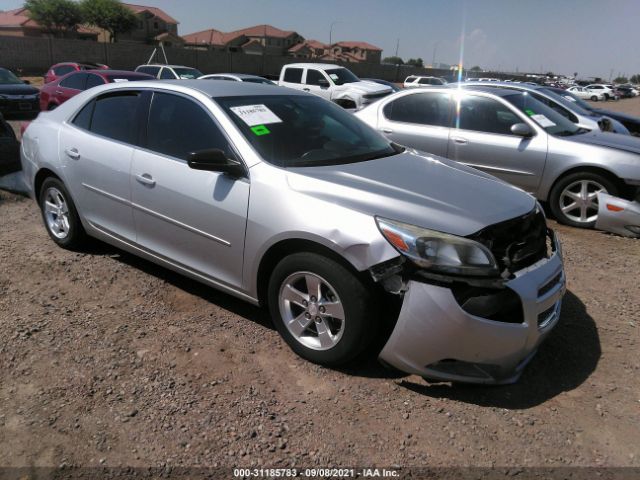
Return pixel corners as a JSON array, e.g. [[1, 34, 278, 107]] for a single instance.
[[460, 81, 630, 135], [355, 86, 640, 228], [21, 80, 565, 384]]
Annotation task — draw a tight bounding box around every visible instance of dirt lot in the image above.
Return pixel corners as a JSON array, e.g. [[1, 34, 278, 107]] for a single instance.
[[1, 95, 640, 474], [1, 188, 639, 471]]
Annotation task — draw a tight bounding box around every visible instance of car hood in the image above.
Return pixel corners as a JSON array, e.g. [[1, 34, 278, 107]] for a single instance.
[[335, 81, 392, 95], [286, 151, 536, 237], [566, 130, 640, 154], [0, 83, 39, 96]]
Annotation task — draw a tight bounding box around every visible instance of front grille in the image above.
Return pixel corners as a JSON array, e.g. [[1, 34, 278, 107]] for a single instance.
[[468, 207, 549, 274]]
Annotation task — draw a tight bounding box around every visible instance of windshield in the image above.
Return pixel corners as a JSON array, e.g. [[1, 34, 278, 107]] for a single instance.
[[216, 95, 399, 167], [325, 68, 360, 85], [503, 92, 583, 136], [0, 68, 22, 85], [243, 77, 275, 85], [173, 67, 203, 79], [540, 87, 591, 116]]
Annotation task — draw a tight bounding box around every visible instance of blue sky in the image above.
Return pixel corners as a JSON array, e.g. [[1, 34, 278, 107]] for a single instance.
[[2, 0, 639, 79]]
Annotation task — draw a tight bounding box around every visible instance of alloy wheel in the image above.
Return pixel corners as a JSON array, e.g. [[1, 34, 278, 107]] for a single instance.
[[278, 271, 345, 351], [43, 187, 71, 239], [559, 179, 606, 224]]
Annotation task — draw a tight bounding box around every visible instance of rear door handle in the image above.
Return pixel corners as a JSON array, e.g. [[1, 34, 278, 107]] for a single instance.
[[64, 147, 80, 159], [55, 90, 63, 95], [381, 128, 394, 134], [452, 136, 468, 145], [302, 88, 310, 91], [135, 173, 156, 187]]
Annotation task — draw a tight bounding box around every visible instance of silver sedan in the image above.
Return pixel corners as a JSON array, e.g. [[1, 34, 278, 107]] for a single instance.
[[21, 80, 565, 384], [355, 86, 640, 228]]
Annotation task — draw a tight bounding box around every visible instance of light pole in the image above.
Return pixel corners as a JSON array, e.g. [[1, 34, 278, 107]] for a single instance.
[[329, 21, 341, 45], [432, 41, 439, 68]]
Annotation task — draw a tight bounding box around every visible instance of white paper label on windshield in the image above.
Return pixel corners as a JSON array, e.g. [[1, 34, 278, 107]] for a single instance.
[[531, 114, 556, 128], [329, 73, 339, 80], [563, 95, 576, 102], [229, 104, 282, 126], [112, 78, 129, 82]]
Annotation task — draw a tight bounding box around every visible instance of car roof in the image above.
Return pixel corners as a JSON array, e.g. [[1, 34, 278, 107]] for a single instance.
[[206, 73, 264, 79], [88, 79, 307, 98], [283, 63, 343, 70], [87, 69, 152, 76], [136, 64, 194, 69], [463, 80, 543, 91], [444, 84, 520, 98]]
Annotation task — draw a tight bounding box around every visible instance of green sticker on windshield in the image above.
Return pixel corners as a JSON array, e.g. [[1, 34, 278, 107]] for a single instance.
[[251, 125, 270, 136], [525, 109, 535, 116]]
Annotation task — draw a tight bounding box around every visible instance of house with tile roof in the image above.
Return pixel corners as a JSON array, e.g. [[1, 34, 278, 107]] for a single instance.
[[0, 7, 99, 39], [0, 3, 183, 45], [287, 39, 382, 63], [183, 24, 304, 55]]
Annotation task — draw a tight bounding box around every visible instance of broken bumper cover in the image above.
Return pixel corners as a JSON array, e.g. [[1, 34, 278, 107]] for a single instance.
[[595, 192, 640, 238], [378, 233, 566, 385]]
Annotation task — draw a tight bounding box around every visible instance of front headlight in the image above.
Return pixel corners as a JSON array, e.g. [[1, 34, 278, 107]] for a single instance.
[[376, 217, 499, 277]]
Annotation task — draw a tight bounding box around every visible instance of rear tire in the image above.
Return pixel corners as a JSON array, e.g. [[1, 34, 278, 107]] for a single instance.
[[267, 252, 380, 367], [39, 177, 87, 249], [591, 95, 598, 101], [549, 172, 618, 228]]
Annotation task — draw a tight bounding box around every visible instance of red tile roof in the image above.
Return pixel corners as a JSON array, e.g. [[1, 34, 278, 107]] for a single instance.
[[230, 24, 297, 38], [122, 3, 178, 24], [182, 28, 243, 46], [334, 41, 382, 51]]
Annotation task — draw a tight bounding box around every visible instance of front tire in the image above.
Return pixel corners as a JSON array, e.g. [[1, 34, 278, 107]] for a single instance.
[[39, 177, 87, 249], [268, 252, 380, 367], [590, 95, 598, 101], [549, 172, 618, 228]]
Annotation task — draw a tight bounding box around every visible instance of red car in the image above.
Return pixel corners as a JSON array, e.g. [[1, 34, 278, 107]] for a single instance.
[[39, 69, 154, 111], [44, 62, 110, 84]]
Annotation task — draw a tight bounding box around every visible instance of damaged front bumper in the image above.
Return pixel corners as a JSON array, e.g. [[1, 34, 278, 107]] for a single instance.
[[595, 192, 640, 238], [377, 231, 566, 385]]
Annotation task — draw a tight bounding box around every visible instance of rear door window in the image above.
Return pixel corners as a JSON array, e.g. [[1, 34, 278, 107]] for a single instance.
[[60, 73, 88, 90], [54, 65, 75, 76], [283, 68, 303, 83], [89, 91, 142, 144], [85, 74, 105, 89], [137, 66, 161, 77], [383, 92, 451, 127]]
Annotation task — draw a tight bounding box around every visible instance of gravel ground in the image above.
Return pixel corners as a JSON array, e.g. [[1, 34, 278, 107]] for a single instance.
[[1, 93, 640, 473], [0, 187, 639, 470]]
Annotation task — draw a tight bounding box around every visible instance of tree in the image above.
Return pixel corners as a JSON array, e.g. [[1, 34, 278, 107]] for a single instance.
[[406, 58, 424, 68], [630, 74, 640, 84], [81, 0, 137, 43], [613, 76, 628, 84], [24, 0, 83, 38], [382, 56, 404, 65], [469, 65, 482, 72]]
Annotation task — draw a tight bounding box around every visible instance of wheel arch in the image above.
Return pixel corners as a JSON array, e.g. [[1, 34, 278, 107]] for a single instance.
[[545, 165, 624, 201], [255, 238, 368, 307], [34, 168, 61, 203]]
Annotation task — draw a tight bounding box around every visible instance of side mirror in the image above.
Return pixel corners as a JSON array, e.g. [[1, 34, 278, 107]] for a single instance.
[[511, 122, 534, 137], [317, 78, 329, 88], [187, 149, 245, 177]]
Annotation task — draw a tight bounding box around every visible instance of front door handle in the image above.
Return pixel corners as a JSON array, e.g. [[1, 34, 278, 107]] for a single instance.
[[64, 147, 80, 159], [381, 128, 394, 134], [302, 88, 310, 91], [55, 90, 63, 95], [451, 136, 468, 145], [135, 173, 156, 187]]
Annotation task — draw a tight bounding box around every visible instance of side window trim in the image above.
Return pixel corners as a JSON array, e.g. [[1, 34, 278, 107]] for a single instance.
[[139, 89, 247, 169]]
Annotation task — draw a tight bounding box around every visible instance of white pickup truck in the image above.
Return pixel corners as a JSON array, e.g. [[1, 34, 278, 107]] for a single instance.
[[278, 63, 393, 109]]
